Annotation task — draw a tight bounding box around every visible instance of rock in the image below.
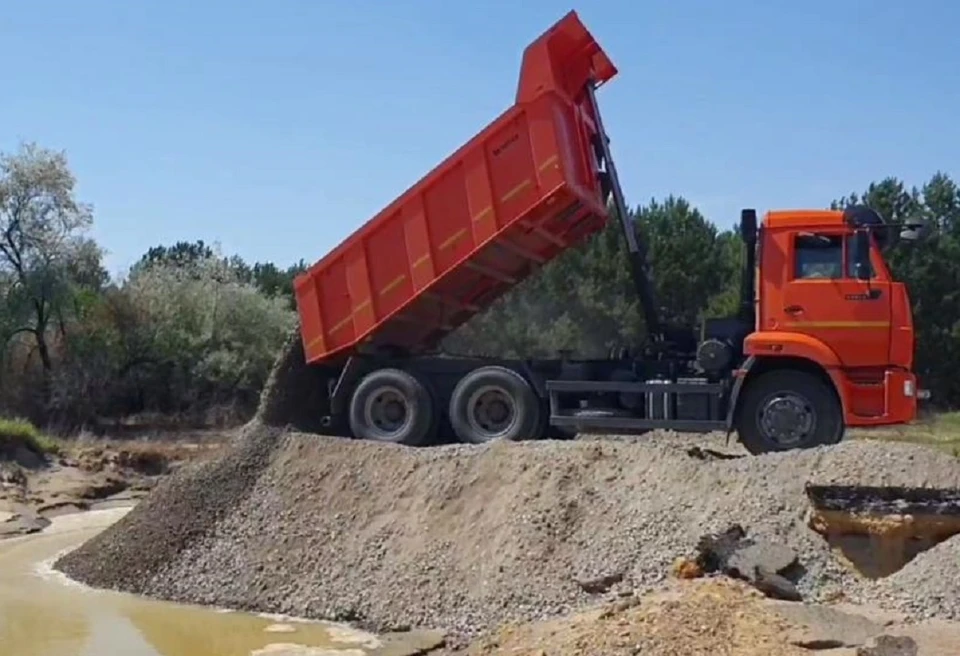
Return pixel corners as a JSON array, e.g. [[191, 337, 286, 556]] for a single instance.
[[374, 629, 446, 656], [856, 634, 918, 656], [753, 565, 802, 602], [0, 462, 27, 487], [76, 476, 129, 500], [37, 500, 91, 516], [695, 524, 803, 600], [12, 446, 44, 469], [685, 446, 741, 461], [575, 571, 624, 594], [728, 537, 799, 577], [0, 510, 49, 538], [770, 601, 883, 649]]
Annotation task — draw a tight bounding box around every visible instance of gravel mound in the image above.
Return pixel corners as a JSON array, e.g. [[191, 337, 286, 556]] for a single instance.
[[54, 423, 284, 589], [865, 534, 960, 620], [53, 426, 960, 643]]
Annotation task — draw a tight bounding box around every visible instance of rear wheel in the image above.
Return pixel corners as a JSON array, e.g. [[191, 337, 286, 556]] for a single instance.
[[348, 368, 436, 446], [448, 366, 541, 444], [736, 369, 844, 455]]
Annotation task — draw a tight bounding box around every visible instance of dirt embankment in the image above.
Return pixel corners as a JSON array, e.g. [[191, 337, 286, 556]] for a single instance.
[[0, 434, 222, 539]]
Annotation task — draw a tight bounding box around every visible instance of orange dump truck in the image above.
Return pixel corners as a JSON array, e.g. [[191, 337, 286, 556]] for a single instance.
[[293, 11, 927, 453]]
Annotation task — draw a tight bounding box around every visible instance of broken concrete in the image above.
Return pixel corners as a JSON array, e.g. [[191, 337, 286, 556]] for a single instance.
[[856, 634, 918, 656], [767, 601, 884, 649], [695, 524, 803, 601]]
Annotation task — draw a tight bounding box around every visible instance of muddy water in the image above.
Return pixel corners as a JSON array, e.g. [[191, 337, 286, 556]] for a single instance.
[[0, 507, 383, 656]]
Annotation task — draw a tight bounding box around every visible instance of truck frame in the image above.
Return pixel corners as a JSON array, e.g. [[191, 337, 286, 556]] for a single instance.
[[293, 11, 925, 455]]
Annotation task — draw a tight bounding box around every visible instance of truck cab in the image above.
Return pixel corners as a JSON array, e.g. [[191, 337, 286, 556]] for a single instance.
[[746, 207, 920, 431]]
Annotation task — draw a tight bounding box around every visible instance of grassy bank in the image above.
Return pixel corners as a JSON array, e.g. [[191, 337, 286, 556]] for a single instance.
[[0, 417, 60, 459], [853, 411, 960, 457]]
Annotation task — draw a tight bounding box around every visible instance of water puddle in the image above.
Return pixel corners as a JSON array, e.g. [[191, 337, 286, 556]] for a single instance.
[[0, 507, 386, 656]]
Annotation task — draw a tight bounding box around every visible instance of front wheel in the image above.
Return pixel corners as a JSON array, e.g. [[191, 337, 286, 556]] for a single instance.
[[736, 369, 844, 455]]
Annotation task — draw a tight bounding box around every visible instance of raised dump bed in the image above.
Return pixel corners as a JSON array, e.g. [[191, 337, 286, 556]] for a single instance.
[[294, 11, 618, 365]]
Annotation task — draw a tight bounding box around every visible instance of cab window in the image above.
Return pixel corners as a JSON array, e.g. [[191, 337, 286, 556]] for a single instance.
[[794, 234, 843, 279]]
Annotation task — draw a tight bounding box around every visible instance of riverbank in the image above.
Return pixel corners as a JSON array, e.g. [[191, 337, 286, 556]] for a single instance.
[[0, 426, 225, 539]]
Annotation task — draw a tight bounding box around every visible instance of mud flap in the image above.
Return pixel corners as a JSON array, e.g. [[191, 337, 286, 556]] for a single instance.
[[724, 356, 757, 439]]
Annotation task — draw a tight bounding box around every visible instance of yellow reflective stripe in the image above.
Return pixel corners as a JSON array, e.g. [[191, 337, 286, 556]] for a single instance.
[[785, 321, 890, 328]]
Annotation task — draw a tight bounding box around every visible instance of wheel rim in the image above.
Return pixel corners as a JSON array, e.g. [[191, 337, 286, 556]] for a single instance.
[[363, 385, 412, 441], [465, 384, 518, 441], [756, 391, 817, 448]]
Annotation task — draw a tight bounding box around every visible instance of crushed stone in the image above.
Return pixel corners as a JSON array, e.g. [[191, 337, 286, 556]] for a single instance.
[[53, 425, 960, 645], [859, 534, 960, 621]]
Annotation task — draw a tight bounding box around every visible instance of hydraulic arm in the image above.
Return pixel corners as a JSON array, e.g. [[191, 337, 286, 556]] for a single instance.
[[583, 81, 664, 344]]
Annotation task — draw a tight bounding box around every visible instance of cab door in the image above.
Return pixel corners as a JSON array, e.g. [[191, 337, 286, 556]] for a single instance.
[[779, 231, 891, 368]]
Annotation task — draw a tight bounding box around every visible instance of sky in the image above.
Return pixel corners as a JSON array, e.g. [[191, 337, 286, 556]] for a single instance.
[[2, 0, 958, 278]]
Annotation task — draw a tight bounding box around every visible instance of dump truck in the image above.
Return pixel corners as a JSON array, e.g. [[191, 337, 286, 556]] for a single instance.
[[292, 10, 927, 455]]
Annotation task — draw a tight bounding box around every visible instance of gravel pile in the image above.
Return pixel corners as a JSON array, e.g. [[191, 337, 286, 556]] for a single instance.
[[54, 422, 284, 590], [864, 534, 960, 620], [53, 424, 960, 643]]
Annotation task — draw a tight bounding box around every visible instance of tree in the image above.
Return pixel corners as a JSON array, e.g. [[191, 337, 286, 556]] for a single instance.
[[118, 253, 297, 418], [0, 143, 101, 383], [445, 196, 740, 358], [834, 173, 960, 406]]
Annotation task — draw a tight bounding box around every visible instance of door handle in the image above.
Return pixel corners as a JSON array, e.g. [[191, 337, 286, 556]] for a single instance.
[[784, 305, 804, 315]]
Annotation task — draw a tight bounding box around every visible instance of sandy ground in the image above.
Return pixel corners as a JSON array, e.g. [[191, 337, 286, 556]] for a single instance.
[[0, 432, 226, 539], [449, 576, 960, 656]]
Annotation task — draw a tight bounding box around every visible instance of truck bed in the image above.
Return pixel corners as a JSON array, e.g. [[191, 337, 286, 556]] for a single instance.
[[294, 11, 618, 365]]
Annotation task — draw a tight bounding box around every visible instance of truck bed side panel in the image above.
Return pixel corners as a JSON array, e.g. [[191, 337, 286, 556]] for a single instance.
[[295, 12, 616, 365]]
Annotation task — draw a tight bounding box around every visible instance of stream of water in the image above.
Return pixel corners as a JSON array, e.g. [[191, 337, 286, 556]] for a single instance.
[[0, 507, 382, 656]]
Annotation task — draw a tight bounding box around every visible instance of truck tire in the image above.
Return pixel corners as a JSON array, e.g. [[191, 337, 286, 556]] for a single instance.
[[348, 368, 436, 446], [736, 369, 843, 455], [448, 366, 541, 444]]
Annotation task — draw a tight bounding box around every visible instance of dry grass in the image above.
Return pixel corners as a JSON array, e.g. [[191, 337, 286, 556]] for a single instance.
[[0, 414, 228, 469], [851, 411, 960, 457]]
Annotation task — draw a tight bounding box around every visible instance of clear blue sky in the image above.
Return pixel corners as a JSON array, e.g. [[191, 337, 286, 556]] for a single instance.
[[2, 1, 957, 278]]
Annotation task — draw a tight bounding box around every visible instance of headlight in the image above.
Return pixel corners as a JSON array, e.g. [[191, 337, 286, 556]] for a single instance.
[[903, 380, 915, 397]]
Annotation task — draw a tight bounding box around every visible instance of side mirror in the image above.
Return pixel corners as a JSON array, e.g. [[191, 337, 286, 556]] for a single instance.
[[899, 219, 926, 242], [852, 230, 871, 280]]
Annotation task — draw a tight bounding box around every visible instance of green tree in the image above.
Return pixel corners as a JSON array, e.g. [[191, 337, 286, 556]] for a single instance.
[[119, 253, 297, 418], [446, 195, 741, 357], [833, 172, 960, 406]]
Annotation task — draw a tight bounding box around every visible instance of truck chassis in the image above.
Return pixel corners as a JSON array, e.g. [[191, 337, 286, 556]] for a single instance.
[[319, 345, 846, 456]]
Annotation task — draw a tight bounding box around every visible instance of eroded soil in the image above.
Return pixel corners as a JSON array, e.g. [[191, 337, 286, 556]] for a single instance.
[[0, 433, 225, 538]]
